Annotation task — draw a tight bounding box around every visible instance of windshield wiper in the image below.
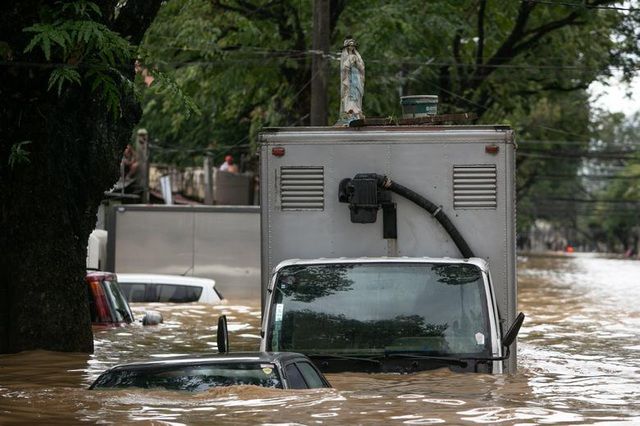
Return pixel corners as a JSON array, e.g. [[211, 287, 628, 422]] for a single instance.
[[380, 353, 468, 368], [306, 353, 382, 365]]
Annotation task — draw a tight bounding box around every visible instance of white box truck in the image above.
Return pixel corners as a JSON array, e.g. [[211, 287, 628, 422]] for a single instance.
[[258, 125, 523, 374]]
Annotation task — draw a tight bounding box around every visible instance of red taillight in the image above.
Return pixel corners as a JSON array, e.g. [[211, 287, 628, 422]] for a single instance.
[[272, 147, 285, 157], [89, 280, 111, 323], [485, 144, 499, 154]]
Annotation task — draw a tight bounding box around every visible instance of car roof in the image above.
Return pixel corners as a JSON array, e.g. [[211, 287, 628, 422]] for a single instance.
[[116, 273, 216, 286], [86, 270, 117, 280], [107, 352, 307, 371]]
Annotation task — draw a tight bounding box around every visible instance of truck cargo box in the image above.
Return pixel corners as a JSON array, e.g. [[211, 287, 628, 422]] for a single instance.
[[259, 125, 517, 371]]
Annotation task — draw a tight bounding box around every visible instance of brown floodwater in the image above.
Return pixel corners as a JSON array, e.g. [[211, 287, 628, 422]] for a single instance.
[[2, 253, 640, 424]]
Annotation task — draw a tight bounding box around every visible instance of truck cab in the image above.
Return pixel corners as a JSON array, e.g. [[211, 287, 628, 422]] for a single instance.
[[258, 125, 521, 373], [261, 258, 505, 373]]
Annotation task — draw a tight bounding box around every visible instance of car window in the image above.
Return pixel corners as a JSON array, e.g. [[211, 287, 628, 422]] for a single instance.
[[284, 364, 307, 389], [102, 279, 133, 323], [296, 362, 326, 388], [119, 283, 147, 303], [156, 284, 203, 303], [92, 362, 282, 391], [213, 286, 224, 301]]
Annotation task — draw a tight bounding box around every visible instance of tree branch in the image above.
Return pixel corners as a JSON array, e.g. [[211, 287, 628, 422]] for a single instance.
[[504, 1, 618, 71], [516, 166, 540, 200], [287, 3, 306, 51], [468, 0, 613, 93], [452, 31, 467, 89], [330, 0, 347, 37], [438, 65, 452, 106], [112, 0, 164, 46], [514, 13, 586, 55], [469, 0, 534, 90], [212, 0, 279, 20], [472, 87, 495, 117], [476, 0, 487, 66], [515, 81, 590, 96]]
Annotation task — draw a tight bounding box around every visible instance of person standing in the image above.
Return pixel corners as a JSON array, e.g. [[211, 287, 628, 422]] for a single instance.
[[136, 128, 150, 202], [122, 144, 139, 180], [219, 155, 238, 173]]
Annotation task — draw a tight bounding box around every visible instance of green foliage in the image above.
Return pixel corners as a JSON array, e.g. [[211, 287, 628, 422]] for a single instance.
[[138, 0, 314, 165], [8, 141, 32, 169], [48, 67, 81, 95], [87, 69, 125, 120], [22, 1, 135, 118], [514, 91, 592, 232], [588, 112, 640, 249], [146, 69, 201, 119], [136, 0, 639, 251], [138, 0, 639, 170]]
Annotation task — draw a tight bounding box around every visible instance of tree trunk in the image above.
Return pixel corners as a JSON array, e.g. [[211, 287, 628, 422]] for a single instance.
[[0, 71, 141, 353], [0, 0, 162, 354]]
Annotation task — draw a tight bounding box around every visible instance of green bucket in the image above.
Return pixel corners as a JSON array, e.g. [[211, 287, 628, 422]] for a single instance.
[[400, 95, 438, 119]]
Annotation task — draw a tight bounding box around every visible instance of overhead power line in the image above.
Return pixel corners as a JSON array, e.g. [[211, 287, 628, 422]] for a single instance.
[[534, 173, 640, 179], [536, 197, 640, 203], [1, 56, 636, 72], [517, 151, 638, 160], [533, 1, 636, 11]]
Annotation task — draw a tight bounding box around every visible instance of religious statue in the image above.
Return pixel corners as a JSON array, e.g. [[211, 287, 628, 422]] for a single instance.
[[337, 37, 365, 125]]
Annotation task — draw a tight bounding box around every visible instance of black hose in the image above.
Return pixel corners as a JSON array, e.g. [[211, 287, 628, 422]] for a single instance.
[[376, 175, 475, 258]]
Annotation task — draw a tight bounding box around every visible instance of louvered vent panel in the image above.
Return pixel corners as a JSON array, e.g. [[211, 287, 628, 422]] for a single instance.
[[453, 165, 497, 209], [280, 166, 324, 211]]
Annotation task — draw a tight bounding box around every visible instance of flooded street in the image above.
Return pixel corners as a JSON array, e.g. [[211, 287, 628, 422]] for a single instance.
[[2, 254, 640, 424]]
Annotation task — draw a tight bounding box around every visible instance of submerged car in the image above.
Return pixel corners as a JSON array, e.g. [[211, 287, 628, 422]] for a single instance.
[[86, 271, 134, 325], [89, 352, 331, 391], [117, 273, 223, 305], [86, 271, 162, 326]]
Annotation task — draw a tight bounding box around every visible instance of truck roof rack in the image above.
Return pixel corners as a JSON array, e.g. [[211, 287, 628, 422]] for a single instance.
[[348, 112, 478, 127]]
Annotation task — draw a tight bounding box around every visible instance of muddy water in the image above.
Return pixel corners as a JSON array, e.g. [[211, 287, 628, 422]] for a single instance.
[[2, 254, 640, 424]]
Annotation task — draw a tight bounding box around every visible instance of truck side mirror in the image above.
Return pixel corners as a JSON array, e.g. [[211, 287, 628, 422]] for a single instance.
[[502, 312, 525, 348], [217, 315, 229, 353]]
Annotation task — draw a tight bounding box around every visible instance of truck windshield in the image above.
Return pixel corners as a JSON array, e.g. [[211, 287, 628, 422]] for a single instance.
[[268, 263, 491, 357]]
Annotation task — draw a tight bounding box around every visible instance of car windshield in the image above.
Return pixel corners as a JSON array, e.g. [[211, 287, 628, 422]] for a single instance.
[[92, 362, 282, 391], [268, 263, 491, 357], [103, 279, 133, 323]]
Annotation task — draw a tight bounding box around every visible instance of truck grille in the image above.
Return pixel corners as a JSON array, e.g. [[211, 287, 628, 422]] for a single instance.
[[453, 165, 497, 209], [280, 166, 324, 210]]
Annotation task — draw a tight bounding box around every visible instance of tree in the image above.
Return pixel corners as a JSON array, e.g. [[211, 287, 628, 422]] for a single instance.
[[137, 1, 638, 170], [589, 112, 640, 252], [0, 1, 163, 353], [137, 0, 347, 166], [514, 91, 593, 240]]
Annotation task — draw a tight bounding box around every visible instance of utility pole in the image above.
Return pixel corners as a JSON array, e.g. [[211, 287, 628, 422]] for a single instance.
[[310, 0, 330, 126], [203, 154, 214, 205]]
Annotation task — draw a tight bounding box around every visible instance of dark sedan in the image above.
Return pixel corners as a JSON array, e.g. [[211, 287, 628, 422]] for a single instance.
[[90, 352, 331, 391]]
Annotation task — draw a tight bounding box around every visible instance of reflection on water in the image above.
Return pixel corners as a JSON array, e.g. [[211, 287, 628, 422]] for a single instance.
[[2, 254, 640, 424]]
